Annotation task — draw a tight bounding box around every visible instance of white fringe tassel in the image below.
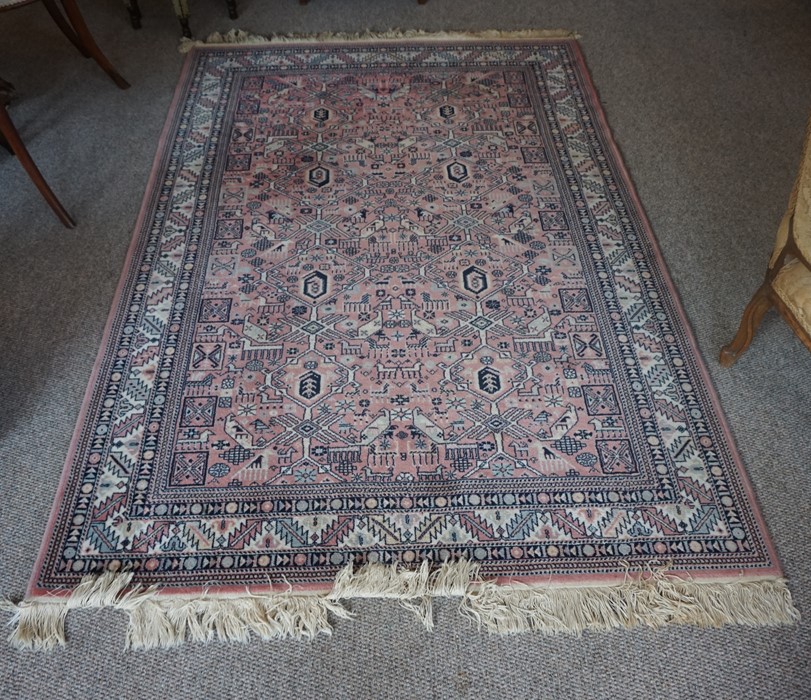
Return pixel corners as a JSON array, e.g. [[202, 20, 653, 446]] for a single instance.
[[3, 562, 799, 651], [1, 572, 149, 650], [121, 593, 351, 650], [179, 28, 580, 53], [329, 559, 477, 630], [461, 571, 800, 635]]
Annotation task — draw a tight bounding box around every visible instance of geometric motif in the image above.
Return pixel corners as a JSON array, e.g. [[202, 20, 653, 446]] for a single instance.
[[30, 41, 782, 598], [170, 452, 208, 487], [198, 298, 231, 323], [520, 146, 548, 164], [298, 371, 322, 399], [596, 440, 637, 474], [559, 288, 592, 312], [583, 385, 620, 415], [179, 396, 217, 427], [215, 218, 243, 240], [477, 367, 502, 394], [191, 343, 224, 370], [539, 209, 568, 231], [571, 333, 603, 358], [302, 271, 328, 300]]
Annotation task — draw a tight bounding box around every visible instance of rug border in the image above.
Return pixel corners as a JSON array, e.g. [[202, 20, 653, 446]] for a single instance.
[[26, 38, 784, 602], [566, 39, 783, 581], [25, 48, 200, 600]]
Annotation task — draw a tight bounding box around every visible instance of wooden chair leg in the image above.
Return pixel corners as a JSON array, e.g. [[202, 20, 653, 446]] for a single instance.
[[58, 0, 130, 89], [719, 282, 772, 367], [178, 15, 192, 38], [0, 105, 76, 228], [126, 0, 142, 30], [42, 0, 90, 57], [0, 129, 12, 154], [226, 0, 238, 20]]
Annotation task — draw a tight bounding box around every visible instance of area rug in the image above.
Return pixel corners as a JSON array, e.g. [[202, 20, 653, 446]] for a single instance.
[[6, 32, 798, 650]]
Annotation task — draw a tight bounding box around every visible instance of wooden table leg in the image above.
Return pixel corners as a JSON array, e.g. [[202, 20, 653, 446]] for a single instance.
[[58, 0, 130, 89], [0, 105, 76, 228], [226, 0, 238, 20], [42, 0, 90, 57]]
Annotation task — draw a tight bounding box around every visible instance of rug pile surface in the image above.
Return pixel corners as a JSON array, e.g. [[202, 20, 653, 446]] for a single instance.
[[9, 36, 796, 649]]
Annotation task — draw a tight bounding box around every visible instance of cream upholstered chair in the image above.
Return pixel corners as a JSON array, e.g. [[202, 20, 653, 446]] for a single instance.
[[720, 115, 811, 366]]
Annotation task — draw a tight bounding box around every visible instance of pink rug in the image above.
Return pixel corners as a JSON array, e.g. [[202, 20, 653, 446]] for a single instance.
[[8, 35, 797, 649]]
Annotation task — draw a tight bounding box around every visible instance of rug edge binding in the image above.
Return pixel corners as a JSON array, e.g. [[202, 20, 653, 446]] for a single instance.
[[178, 28, 581, 53], [3, 562, 799, 651]]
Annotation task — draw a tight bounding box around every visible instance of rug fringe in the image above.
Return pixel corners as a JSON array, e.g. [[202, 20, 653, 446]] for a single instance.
[[121, 594, 352, 650], [3, 562, 798, 650], [329, 559, 477, 630], [3, 600, 68, 651], [179, 28, 580, 53], [461, 571, 801, 635], [3, 571, 148, 650]]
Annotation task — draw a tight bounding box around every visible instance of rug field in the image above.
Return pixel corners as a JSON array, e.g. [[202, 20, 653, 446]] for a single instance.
[[6, 35, 797, 649]]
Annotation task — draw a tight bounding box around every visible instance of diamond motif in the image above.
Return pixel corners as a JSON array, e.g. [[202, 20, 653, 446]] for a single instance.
[[470, 316, 493, 330], [294, 420, 320, 436], [453, 215, 480, 229], [302, 321, 326, 334]]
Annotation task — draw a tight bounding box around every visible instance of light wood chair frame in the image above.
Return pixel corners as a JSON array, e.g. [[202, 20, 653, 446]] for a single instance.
[[720, 199, 811, 366]]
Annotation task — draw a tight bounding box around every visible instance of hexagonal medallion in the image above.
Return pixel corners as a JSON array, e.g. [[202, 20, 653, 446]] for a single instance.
[[308, 166, 331, 188], [477, 367, 502, 395], [446, 161, 469, 183], [303, 270, 328, 300], [462, 266, 489, 295], [298, 371, 322, 400]]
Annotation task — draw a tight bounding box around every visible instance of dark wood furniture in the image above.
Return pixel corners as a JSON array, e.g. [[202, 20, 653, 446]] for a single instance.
[[0, 0, 129, 89], [0, 0, 129, 225], [0, 78, 75, 227], [125, 1, 239, 37]]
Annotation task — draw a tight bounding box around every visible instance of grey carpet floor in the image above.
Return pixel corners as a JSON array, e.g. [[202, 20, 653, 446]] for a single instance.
[[1, 1, 810, 698]]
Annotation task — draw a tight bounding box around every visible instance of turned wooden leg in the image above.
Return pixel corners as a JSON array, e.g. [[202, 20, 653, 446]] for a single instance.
[[299, 0, 309, 5], [42, 0, 90, 57], [226, 0, 238, 20], [719, 282, 772, 367], [58, 0, 130, 89], [0, 105, 76, 228], [418, 0, 429, 4], [127, 0, 142, 30], [178, 15, 192, 38]]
